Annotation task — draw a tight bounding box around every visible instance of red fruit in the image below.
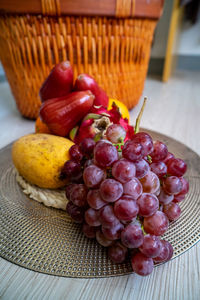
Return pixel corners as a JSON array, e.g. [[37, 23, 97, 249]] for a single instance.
[[39, 61, 73, 102], [40, 91, 94, 137], [74, 74, 108, 107], [74, 119, 96, 144]]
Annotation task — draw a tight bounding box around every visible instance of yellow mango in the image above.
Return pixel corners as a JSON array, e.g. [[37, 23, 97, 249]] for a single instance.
[[12, 133, 74, 189]]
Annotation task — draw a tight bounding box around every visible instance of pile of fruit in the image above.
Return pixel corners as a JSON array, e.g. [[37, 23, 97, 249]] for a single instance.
[[36, 61, 189, 276], [37, 61, 132, 143]]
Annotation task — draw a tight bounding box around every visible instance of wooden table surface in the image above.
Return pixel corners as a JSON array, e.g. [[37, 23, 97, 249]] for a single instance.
[[0, 71, 199, 300]]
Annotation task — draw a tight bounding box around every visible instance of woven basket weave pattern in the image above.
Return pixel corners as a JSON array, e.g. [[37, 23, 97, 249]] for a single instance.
[[0, 15, 156, 119]]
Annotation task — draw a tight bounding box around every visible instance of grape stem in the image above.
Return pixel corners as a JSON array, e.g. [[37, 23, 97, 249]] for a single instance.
[[135, 97, 147, 134]]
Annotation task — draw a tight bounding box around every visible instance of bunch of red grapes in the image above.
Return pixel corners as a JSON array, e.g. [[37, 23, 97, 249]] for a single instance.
[[62, 124, 189, 276]]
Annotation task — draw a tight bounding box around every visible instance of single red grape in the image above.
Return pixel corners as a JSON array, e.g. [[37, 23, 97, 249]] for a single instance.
[[66, 201, 85, 223], [123, 178, 143, 200], [131, 252, 154, 276], [150, 161, 167, 178], [134, 159, 150, 179], [100, 179, 123, 203], [61, 160, 81, 178], [94, 141, 118, 167], [112, 158, 136, 183], [106, 124, 126, 144], [108, 242, 128, 263], [96, 230, 113, 247], [99, 205, 119, 228], [114, 197, 139, 221], [162, 176, 183, 195], [153, 240, 170, 263], [158, 189, 174, 205], [122, 140, 143, 162], [85, 208, 101, 226], [102, 222, 124, 240], [82, 223, 96, 238], [150, 141, 168, 162], [79, 138, 95, 156], [132, 132, 154, 156], [121, 223, 144, 248], [139, 234, 162, 258], [163, 202, 181, 221], [144, 211, 169, 236], [137, 193, 159, 217], [87, 189, 106, 210], [83, 165, 106, 188], [70, 184, 88, 207], [162, 152, 174, 165], [140, 171, 160, 194], [176, 177, 189, 196], [69, 144, 83, 161], [167, 158, 187, 177]]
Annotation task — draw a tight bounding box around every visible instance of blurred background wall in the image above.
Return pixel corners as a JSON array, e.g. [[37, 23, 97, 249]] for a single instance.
[[148, 0, 200, 78]]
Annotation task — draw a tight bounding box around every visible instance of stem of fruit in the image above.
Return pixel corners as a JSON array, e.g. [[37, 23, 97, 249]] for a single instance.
[[135, 97, 147, 134]]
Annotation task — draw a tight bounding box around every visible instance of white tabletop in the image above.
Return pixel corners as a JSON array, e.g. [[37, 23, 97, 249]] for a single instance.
[[0, 71, 199, 300]]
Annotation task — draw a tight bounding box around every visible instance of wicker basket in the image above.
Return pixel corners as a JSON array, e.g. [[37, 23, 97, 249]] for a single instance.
[[0, 0, 164, 119]]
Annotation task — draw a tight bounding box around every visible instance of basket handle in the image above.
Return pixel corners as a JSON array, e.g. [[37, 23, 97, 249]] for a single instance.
[[115, 0, 135, 17], [41, 0, 61, 16]]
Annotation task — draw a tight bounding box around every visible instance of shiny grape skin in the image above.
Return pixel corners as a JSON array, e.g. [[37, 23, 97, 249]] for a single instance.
[[87, 189, 107, 210], [79, 138, 95, 156], [132, 132, 154, 156], [121, 224, 144, 248], [94, 141, 118, 167], [162, 176, 183, 195], [102, 222, 124, 240], [106, 124, 126, 144], [112, 158, 136, 183], [85, 208, 101, 227], [158, 189, 174, 205], [96, 230, 113, 247], [150, 161, 167, 178], [69, 144, 83, 162], [66, 201, 85, 223], [108, 242, 128, 263], [123, 178, 143, 200], [150, 141, 168, 162], [131, 252, 154, 276], [173, 194, 185, 203], [137, 193, 159, 217], [98, 205, 119, 228], [114, 198, 139, 221], [70, 184, 88, 207], [153, 240, 170, 263], [165, 240, 174, 261], [82, 223, 97, 238], [83, 165, 106, 188], [100, 179, 123, 203], [139, 234, 162, 258], [163, 202, 181, 221], [175, 177, 189, 196], [139, 171, 160, 194], [122, 140, 143, 162], [162, 152, 174, 165], [65, 183, 76, 199], [61, 160, 81, 178], [144, 211, 169, 236], [134, 159, 150, 179], [167, 158, 187, 177]]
